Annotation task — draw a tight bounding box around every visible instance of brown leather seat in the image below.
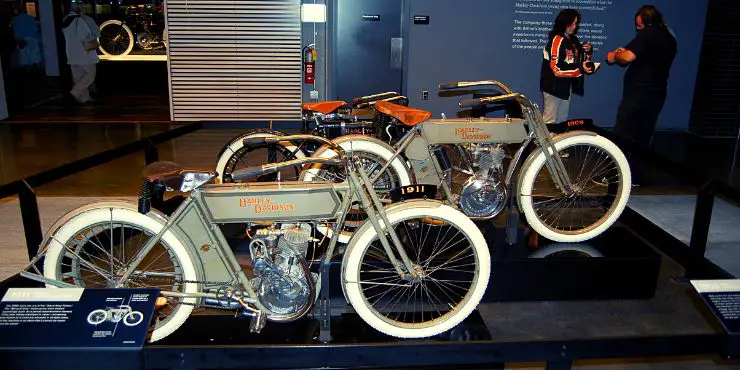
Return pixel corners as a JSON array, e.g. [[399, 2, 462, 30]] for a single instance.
[[302, 101, 348, 114], [374, 101, 432, 126]]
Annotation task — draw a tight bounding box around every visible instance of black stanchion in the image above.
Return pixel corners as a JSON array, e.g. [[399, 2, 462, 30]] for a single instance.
[[18, 181, 43, 261], [144, 139, 159, 165], [686, 181, 716, 279]]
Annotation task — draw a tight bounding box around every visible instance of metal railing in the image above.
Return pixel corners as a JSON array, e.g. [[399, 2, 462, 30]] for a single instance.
[[0, 122, 203, 260]]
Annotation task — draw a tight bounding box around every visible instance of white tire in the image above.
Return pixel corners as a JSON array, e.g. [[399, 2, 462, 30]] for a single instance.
[[98, 20, 134, 56], [123, 311, 145, 326], [343, 202, 490, 338], [87, 309, 107, 325], [518, 134, 631, 243], [214, 130, 305, 183], [43, 207, 198, 342]]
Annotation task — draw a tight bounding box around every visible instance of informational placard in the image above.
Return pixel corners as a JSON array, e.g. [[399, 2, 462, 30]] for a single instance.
[[0, 288, 159, 348], [414, 15, 430, 25], [691, 280, 740, 334]]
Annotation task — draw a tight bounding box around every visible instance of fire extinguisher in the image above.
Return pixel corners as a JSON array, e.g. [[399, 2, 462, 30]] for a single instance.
[[303, 44, 316, 85]]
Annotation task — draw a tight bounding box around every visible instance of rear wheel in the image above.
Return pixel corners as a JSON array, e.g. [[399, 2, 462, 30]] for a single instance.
[[98, 20, 134, 56], [215, 130, 305, 184], [42, 207, 198, 342]]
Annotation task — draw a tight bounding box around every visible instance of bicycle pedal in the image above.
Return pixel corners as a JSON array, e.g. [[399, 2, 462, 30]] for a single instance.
[[249, 310, 266, 333]]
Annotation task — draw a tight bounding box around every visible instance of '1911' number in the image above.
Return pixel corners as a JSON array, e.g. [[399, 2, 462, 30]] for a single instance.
[[400, 185, 425, 194]]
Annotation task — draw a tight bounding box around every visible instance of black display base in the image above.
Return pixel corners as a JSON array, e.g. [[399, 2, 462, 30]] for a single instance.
[[319, 223, 661, 305], [481, 223, 662, 302]]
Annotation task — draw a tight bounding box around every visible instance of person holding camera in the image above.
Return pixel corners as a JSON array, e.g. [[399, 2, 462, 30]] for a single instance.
[[540, 8, 597, 125], [62, 0, 99, 104]]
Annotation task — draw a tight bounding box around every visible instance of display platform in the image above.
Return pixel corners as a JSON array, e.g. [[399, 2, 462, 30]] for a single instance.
[[0, 220, 730, 370]]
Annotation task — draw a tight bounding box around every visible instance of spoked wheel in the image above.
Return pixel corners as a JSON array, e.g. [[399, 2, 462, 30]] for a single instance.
[[123, 311, 145, 326], [343, 204, 490, 338], [42, 207, 198, 342], [518, 134, 631, 243], [98, 20, 134, 56], [215, 131, 305, 184], [87, 309, 107, 325]]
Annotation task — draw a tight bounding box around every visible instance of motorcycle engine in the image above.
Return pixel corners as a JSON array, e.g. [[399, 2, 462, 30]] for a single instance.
[[136, 33, 153, 49], [458, 144, 508, 218], [249, 223, 315, 320]]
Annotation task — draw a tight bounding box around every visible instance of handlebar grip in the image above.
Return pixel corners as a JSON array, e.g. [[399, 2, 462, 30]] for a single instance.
[[438, 83, 460, 90], [242, 137, 269, 147], [458, 98, 484, 108]]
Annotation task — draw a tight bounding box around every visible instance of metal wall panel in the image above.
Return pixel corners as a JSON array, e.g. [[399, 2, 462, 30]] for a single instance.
[[166, 0, 302, 121]]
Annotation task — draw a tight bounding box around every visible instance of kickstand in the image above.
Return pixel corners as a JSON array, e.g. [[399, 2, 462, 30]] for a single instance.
[[249, 309, 266, 333], [505, 185, 519, 245], [318, 262, 332, 343]]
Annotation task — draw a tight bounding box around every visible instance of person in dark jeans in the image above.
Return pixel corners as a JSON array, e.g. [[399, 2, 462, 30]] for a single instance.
[[607, 5, 677, 183]]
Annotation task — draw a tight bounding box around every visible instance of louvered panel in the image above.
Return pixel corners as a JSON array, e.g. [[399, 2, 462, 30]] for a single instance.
[[166, 0, 301, 122]]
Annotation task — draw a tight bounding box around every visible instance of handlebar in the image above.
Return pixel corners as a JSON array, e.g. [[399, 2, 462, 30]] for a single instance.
[[242, 134, 346, 158], [355, 95, 409, 109], [438, 80, 514, 94], [352, 91, 400, 106], [231, 157, 344, 181], [458, 93, 522, 108]]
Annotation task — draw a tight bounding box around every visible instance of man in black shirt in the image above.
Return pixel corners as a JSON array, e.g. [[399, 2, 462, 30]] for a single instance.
[[607, 5, 677, 182]]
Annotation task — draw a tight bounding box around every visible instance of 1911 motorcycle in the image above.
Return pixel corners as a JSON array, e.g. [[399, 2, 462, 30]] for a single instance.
[[21, 136, 490, 343]]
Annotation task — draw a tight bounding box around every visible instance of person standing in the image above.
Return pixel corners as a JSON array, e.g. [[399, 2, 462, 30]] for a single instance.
[[62, 0, 99, 104], [607, 5, 677, 181], [11, 5, 42, 69], [540, 8, 596, 125]]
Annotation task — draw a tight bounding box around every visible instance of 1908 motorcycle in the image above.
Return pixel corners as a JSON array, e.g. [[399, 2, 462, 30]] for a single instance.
[[221, 80, 632, 244], [21, 136, 491, 343]]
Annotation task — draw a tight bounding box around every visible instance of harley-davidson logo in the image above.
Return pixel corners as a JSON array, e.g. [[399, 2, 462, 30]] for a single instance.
[[239, 197, 296, 214], [455, 127, 492, 140]]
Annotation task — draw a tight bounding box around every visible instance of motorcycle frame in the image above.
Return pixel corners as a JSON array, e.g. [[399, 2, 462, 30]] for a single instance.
[[22, 154, 421, 317], [367, 92, 576, 214]]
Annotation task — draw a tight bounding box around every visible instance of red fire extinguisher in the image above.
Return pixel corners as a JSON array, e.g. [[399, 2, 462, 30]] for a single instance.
[[303, 44, 316, 85]]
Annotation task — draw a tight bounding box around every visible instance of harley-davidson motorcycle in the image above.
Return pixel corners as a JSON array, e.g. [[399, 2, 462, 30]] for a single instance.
[[21, 136, 491, 343], [214, 91, 409, 185], [219, 80, 632, 244]]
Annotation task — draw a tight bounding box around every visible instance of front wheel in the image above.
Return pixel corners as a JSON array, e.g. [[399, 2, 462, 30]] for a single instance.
[[342, 202, 490, 338], [518, 134, 631, 243], [123, 311, 145, 326]]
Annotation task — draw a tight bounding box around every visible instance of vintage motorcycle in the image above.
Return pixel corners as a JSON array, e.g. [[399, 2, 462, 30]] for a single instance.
[[87, 305, 144, 327], [214, 91, 410, 185], [98, 4, 167, 56], [223, 80, 632, 244], [21, 136, 490, 343]]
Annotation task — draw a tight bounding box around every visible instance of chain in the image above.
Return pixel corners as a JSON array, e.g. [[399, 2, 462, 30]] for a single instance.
[[179, 300, 245, 311], [130, 274, 240, 288]]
